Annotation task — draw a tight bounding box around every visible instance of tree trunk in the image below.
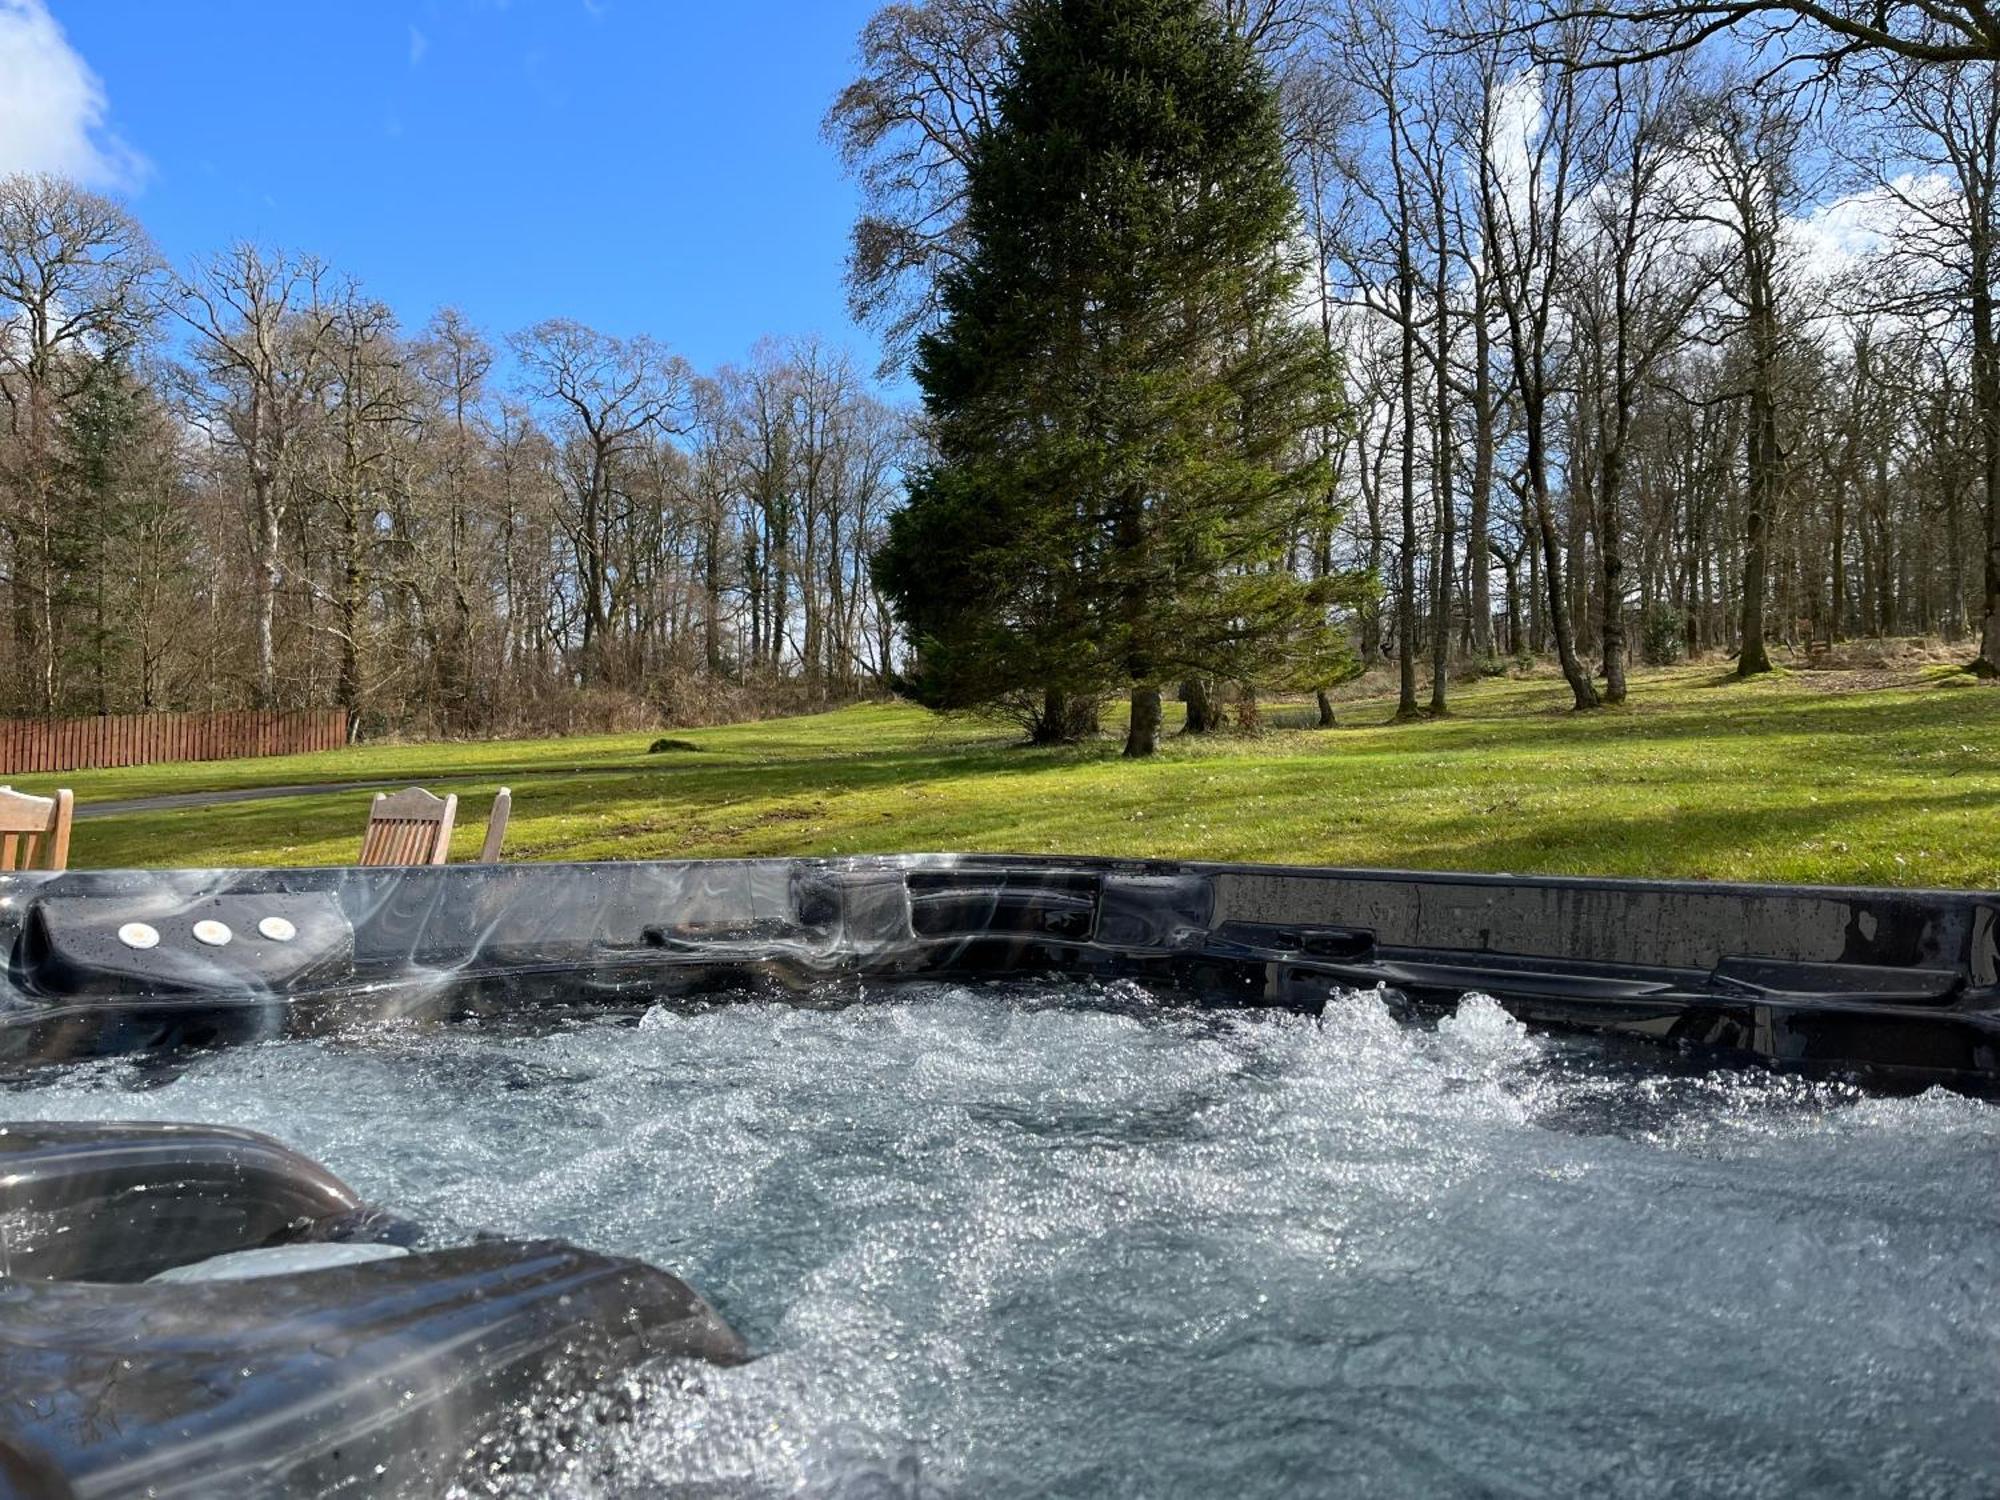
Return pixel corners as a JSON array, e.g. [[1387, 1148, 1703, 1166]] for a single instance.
[[1739, 495, 1773, 675], [1599, 439, 1629, 703], [1740, 369, 1778, 678], [1831, 480, 1848, 643], [1568, 463, 1592, 660], [578, 460, 607, 686], [1429, 198, 1454, 716], [1181, 677, 1220, 733], [1525, 492, 1544, 654], [253, 469, 281, 708], [1396, 265, 1421, 719], [1033, 688, 1099, 744], [1032, 686, 1068, 745], [1429, 412, 1454, 714], [1315, 687, 1336, 727], [1979, 519, 2000, 676], [1507, 557, 1523, 654], [702, 516, 724, 676], [337, 499, 363, 723], [1527, 390, 1599, 709], [6, 521, 34, 712], [1236, 682, 1260, 731], [1124, 685, 1162, 758], [1469, 310, 1494, 660], [1973, 234, 2000, 676]]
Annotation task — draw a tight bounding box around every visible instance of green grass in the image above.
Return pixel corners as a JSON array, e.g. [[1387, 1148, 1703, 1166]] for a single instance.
[[11, 661, 1998, 888]]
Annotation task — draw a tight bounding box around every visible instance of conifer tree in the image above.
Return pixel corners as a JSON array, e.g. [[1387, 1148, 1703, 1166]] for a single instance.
[[875, 0, 1357, 755]]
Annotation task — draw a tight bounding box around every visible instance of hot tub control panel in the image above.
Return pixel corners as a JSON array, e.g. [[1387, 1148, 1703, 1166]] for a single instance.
[[22, 892, 356, 998]]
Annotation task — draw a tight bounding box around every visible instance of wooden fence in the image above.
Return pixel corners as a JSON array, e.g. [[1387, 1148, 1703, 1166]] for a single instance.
[[0, 709, 349, 776]]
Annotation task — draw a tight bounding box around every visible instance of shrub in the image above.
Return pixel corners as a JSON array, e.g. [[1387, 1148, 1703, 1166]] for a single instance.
[[1641, 605, 1685, 666]]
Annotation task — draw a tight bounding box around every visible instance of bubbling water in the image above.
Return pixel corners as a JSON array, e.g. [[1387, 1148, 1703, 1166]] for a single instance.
[[9, 982, 1999, 1498]]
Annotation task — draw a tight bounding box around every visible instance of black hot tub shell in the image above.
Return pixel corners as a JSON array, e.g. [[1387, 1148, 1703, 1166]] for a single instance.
[[1, 855, 1997, 1497], [3, 857, 1996, 1089]]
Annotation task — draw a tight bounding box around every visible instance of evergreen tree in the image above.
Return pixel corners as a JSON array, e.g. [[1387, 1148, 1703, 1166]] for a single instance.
[[57, 357, 146, 713], [875, 0, 1358, 755]]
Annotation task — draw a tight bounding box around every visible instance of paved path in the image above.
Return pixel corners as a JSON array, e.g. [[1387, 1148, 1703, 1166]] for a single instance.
[[77, 780, 415, 820]]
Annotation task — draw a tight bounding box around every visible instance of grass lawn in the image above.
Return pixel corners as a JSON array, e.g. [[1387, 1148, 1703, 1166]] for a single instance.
[[10, 658, 1998, 888]]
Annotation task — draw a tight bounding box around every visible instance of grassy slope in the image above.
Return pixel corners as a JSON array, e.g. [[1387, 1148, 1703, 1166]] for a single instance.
[[11, 661, 1998, 887]]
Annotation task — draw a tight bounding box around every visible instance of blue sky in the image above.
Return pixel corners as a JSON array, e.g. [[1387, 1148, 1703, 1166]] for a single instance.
[[15, 0, 890, 378]]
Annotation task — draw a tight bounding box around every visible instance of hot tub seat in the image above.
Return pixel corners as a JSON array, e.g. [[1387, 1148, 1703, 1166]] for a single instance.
[[0, 1120, 383, 1283], [0, 1122, 747, 1500]]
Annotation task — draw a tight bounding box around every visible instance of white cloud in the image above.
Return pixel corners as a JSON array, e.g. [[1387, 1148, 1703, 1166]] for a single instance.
[[1787, 173, 1952, 281], [1484, 70, 1543, 216], [408, 24, 429, 66], [0, 0, 140, 186]]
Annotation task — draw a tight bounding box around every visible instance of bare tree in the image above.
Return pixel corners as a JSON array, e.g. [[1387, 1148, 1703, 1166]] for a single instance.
[[1474, 18, 1604, 708], [1686, 84, 1809, 677], [298, 289, 409, 729], [1321, 0, 1435, 717], [1566, 54, 1706, 700], [1527, 0, 2000, 71], [824, 0, 1012, 371], [1845, 46, 2000, 674], [511, 320, 691, 686], [178, 245, 341, 706]]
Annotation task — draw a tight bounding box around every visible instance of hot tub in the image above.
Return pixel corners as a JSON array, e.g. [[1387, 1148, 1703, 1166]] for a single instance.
[[2, 858, 1997, 1497]]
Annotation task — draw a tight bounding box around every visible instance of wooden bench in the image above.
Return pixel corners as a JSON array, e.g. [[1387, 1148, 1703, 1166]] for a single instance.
[[357, 786, 511, 866], [479, 788, 511, 863], [0, 785, 74, 872], [358, 787, 458, 866]]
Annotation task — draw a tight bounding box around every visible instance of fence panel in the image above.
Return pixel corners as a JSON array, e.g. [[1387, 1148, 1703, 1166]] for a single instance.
[[0, 709, 347, 776]]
